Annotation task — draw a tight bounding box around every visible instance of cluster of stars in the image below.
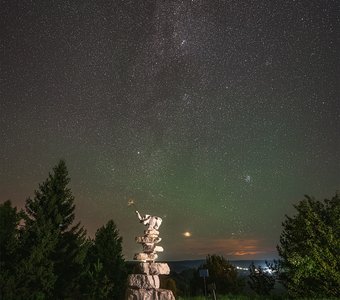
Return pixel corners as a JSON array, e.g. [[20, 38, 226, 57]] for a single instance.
[[1, 0, 339, 260]]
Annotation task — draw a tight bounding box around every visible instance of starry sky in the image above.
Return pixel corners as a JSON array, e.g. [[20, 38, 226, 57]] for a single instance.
[[1, 0, 339, 261]]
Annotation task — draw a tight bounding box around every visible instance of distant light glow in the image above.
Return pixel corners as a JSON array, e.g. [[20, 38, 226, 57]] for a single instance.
[[183, 231, 191, 237]]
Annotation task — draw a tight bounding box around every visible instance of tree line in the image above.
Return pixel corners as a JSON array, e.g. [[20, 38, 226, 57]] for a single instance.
[[0, 160, 126, 300], [175, 193, 339, 298], [1, 160, 339, 299]]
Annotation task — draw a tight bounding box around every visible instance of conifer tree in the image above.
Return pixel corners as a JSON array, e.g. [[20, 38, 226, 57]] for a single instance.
[[16, 219, 58, 299], [84, 220, 127, 299], [22, 160, 88, 298], [0, 200, 22, 299]]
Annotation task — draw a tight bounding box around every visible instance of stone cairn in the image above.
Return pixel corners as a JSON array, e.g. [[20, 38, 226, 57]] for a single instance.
[[125, 211, 175, 300]]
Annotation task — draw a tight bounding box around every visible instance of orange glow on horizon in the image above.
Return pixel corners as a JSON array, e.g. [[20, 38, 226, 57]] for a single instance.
[[181, 237, 273, 258]]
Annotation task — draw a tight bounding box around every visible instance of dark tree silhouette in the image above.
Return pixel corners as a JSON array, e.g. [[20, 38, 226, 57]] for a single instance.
[[248, 262, 275, 295], [84, 220, 127, 299], [0, 200, 22, 299], [21, 160, 88, 299], [277, 193, 340, 297], [0, 161, 130, 299], [202, 254, 244, 295]]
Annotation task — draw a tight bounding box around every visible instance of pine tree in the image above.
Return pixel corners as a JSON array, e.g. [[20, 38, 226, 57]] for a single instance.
[[0, 200, 22, 299], [81, 258, 114, 299], [84, 220, 127, 299], [22, 160, 88, 299], [16, 219, 58, 299]]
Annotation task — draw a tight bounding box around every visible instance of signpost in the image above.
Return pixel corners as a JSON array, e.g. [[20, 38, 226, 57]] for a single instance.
[[199, 269, 209, 299]]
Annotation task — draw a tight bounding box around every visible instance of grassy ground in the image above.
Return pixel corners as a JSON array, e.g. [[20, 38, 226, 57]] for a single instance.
[[180, 297, 243, 300], [179, 296, 338, 300], [179, 295, 277, 300]]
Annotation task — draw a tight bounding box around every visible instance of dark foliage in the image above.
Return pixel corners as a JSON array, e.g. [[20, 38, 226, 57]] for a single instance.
[[248, 261, 275, 295], [189, 254, 244, 296], [277, 193, 340, 297], [82, 220, 127, 299], [20, 160, 88, 299], [0, 200, 22, 299], [204, 254, 244, 294], [170, 269, 196, 298], [0, 161, 127, 299], [160, 275, 178, 298]]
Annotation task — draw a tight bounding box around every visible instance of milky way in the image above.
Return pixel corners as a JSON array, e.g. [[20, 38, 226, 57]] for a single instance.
[[1, 0, 339, 260]]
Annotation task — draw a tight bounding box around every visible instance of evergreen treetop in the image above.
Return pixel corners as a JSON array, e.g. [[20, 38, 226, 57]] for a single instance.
[[25, 160, 78, 233]]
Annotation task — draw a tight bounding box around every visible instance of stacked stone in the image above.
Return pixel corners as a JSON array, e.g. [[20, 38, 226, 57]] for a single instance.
[[126, 262, 175, 299], [134, 228, 163, 261], [126, 224, 175, 299]]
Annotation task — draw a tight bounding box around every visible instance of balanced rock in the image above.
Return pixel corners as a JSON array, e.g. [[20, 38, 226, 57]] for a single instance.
[[127, 274, 160, 289], [156, 289, 176, 300], [127, 211, 174, 300], [142, 243, 164, 253], [136, 236, 162, 244], [134, 252, 158, 261], [142, 243, 156, 253], [126, 288, 154, 300], [136, 262, 170, 275], [126, 288, 175, 300], [144, 229, 159, 237]]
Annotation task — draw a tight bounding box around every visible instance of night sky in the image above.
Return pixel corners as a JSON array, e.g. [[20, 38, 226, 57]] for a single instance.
[[1, 0, 339, 261]]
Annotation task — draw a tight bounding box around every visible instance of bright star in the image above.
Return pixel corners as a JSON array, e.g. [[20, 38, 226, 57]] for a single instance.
[[183, 231, 191, 237]]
